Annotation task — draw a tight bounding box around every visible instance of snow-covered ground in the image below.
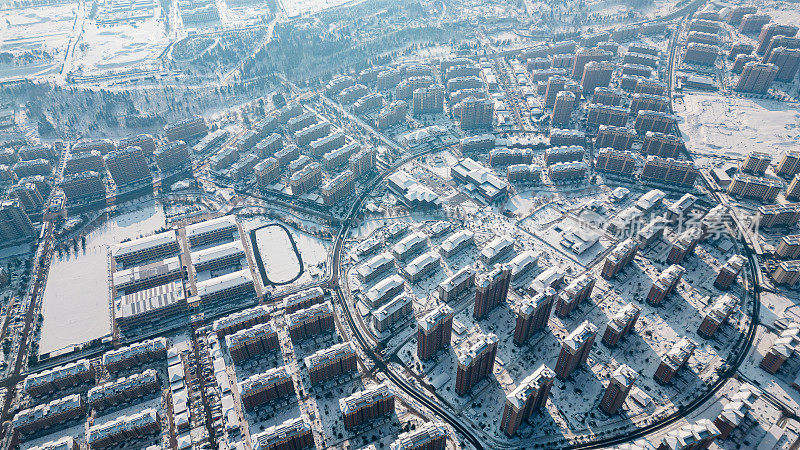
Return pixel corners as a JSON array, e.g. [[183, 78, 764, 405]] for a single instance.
[[245, 218, 331, 287], [73, 13, 168, 74], [675, 93, 800, 162], [39, 201, 166, 355], [281, 0, 353, 17], [0, 3, 78, 79], [251, 224, 302, 284]]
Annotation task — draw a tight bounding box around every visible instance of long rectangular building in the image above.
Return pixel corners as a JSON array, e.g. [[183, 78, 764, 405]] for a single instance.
[[286, 301, 335, 342], [212, 305, 271, 336], [239, 366, 295, 410], [102, 338, 167, 374], [253, 416, 314, 450], [640, 156, 698, 189], [24, 359, 94, 397], [191, 241, 246, 273], [225, 322, 279, 363], [305, 342, 358, 386], [439, 230, 474, 258], [112, 256, 182, 295], [373, 293, 414, 332], [13, 394, 84, 440], [365, 274, 405, 308], [186, 215, 238, 248], [113, 279, 187, 330], [357, 252, 395, 283], [195, 268, 256, 306], [284, 287, 325, 313], [340, 383, 395, 430], [86, 408, 160, 449], [437, 267, 475, 303], [111, 231, 179, 268], [88, 369, 159, 411]]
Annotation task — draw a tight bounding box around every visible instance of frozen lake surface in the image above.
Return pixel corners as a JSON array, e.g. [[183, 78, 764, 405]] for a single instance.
[[39, 202, 166, 355], [251, 224, 302, 284]]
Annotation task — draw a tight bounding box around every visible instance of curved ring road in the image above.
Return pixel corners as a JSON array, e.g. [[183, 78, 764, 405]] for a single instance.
[[327, 6, 763, 448]]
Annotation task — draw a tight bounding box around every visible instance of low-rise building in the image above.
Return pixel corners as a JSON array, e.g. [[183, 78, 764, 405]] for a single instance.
[[437, 267, 475, 303], [373, 293, 414, 332], [305, 342, 358, 386], [340, 384, 395, 430], [225, 322, 279, 363], [239, 366, 294, 410]]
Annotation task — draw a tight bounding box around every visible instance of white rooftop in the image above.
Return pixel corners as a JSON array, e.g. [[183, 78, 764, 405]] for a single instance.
[[112, 230, 177, 258], [186, 215, 238, 238], [191, 241, 245, 266], [196, 269, 253, 297]]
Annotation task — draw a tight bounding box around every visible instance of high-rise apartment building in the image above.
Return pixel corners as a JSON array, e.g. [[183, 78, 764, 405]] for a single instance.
[[105, 146, 152, 187], [452, 97, 494, 129], [757, 24, 799, 55], [760, 322, 800, 373], [551, 91, 576, 127], [455, 329, 498, 395], [513, 288, 556, 345], [713, 254, 745, 289], [499, 365, 555, 436], [473, 265, 511, 319], [741, 151, 772, 175], [640, 156, 698, 189], [601, 238, 639, 279], [600, 365, 637, 414], [654, 337, 697, 384], [735, 62, 778, 94], [555, 321, 598, 379], [412, 85, 445, 116], [777, 151, 800, 178], [554, 274, 596, 318], [417, 303, 454, 360], [602, 302, 641, 346], [727, 173, 782, 203], [698, 294, 739, 338], [765, 46, 800, 82], [595, 148, 637, 176], [646, 264, 685, 306], [0, 200, 35, 247]]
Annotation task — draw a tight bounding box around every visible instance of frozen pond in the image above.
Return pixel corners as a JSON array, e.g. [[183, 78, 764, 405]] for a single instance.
[[250, 224, 302, 285], [39, 202, 167, 355]]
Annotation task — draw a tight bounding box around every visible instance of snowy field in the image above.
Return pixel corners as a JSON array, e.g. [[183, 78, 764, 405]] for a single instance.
[[246, 216, 330, 287], [676, 93, 800, 161], [73, 13, 168, 74], [39, 201, 166, 355], [282, 0, 353, 17], [251, 224, 302, 284], [0, 3, 78, 79]]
